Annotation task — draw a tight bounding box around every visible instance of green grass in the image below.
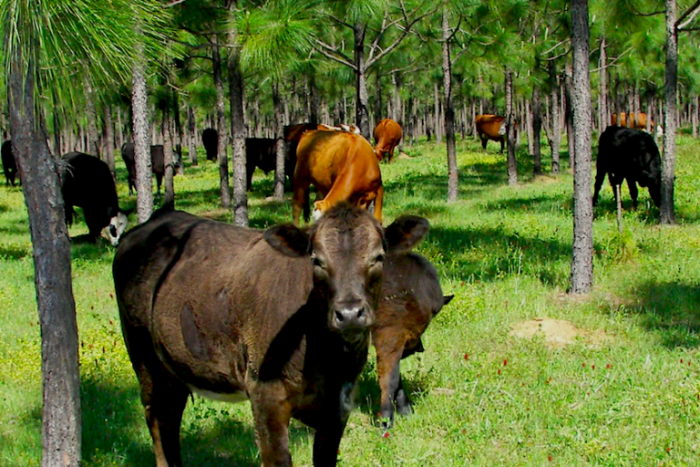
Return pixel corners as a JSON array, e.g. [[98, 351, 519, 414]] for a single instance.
[[2, 137, 700, 466]]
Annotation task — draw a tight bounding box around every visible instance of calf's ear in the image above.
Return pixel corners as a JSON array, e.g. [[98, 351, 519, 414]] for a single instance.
[[384, 216, 429, 252], [264, 224, 310, 257], [443, 294, 454, 306]]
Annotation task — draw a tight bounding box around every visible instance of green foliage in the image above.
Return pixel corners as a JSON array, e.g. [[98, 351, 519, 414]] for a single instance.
[[2, 136, 700, 465]]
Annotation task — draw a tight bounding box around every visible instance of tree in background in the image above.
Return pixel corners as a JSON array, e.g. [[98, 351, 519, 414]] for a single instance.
[[0, 0, 168, 464]]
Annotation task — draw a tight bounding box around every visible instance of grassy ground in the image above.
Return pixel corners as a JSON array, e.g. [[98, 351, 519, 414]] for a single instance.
[[1, 135, 699, 466]]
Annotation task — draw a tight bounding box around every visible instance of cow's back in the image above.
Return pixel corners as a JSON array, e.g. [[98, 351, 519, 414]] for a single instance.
[[296, 130, 380, 195], [115, 210, 313, 392], [62, 152, 118, 209]]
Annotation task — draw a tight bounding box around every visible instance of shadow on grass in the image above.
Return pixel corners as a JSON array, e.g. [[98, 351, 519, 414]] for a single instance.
[[424, 225, 573, 287], [80, 374, 313, 467], [0, 243, 31, 260], [483, 193, 571, 214], [622, 281, 700, 348]]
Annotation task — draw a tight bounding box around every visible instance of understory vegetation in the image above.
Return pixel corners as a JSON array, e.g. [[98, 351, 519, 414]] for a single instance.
[[1, 136, 699, 466]]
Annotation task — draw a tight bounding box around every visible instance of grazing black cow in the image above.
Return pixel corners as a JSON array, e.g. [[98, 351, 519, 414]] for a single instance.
[[120, 143, 166, 195], [593, 126, 661, 209], [61, 152, 128, 245], [1, 140, 18, 186], [373, 252, 453, 431], [245, 137, 295, 191], [113, 204, 428, 467], [202, 127, 218, 162]]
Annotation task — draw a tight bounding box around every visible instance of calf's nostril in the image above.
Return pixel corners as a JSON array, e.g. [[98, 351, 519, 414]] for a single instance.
[[335, 310, 345, 322]]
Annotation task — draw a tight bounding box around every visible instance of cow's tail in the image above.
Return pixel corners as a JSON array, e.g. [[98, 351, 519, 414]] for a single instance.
[[303, 188, 310, 223]]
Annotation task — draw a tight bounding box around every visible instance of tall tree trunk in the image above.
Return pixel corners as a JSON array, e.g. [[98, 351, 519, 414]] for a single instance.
[[434, 81, 443, 144], [374, 72, 383, 124], [273, 82, 286, 199], [9, 41, 80, 467], [187, 106, 198, 166], [85, 76, 100, 157], [163, 105, 175, 209], [661, 0, 677, 224], [116, 107, 124, 151], [103, 103, 115, 181], [505, 71, 518, 185], [354, 22, 371, 138], [213, 38, 231, 208], [549, 62, 561, 174], [569, 0, 594, 294], [525, 98, 534, 156], [309, 74, 319, 126], [598, 37, 608, 136], [228, 1, 248, 227], [132, 46, 153, 223], [533, 87, 543, 175], [564, 65, 575, 169], [172, 89, 184, 175], [442, 8, 458, 202]]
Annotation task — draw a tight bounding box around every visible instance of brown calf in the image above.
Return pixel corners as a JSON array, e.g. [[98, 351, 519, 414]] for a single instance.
[[113, 204, 429, 467], [373, 118, 403, 163], [611, 112, 654, 131], [373, 251, 453, 431]]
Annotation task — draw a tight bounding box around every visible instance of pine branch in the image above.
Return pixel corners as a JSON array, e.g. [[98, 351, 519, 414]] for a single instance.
[[313, 39, 356, 70], [678, 0, 700, 30]]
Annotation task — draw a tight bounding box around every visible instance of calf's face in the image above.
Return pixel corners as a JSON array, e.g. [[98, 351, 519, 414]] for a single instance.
[[264, 205, 429, 336]]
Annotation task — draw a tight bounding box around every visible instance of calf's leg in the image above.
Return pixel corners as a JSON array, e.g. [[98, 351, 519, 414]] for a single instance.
[[376, 345, 403, 430], [592, 169, 606, 206], [250, 388, 293, 467], [627, 177, 639, 209]]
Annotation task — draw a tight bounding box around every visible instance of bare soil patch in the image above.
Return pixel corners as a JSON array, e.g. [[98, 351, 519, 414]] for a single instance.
[[509, 317, 610, 348]]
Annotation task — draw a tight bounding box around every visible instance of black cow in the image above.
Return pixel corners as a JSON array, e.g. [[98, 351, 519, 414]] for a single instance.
[[202, 127, 218, 162], [374, 252, 453, 431], [245, 137, 295, 191], [61, 152, 128, 245], [113, 204, 428, 467], [1, 140, 19, 186], [120, 143, 166, 195], [593, 126, 662, 209]]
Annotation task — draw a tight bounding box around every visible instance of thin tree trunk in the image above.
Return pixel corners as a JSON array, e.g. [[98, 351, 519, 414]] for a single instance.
[[309, 74, 319, 126], [533, 87, 543, 175], [273, 82, 286, 199], [564, 65, 575, 169], [434, 81, 443, 144], [525, 98, 534, 156], [505, 71, 518, 185], [173, 89, 184, 175], [132, 45, 153, 223], [375, 72, 383, 124], [9, 41, 80, 467], [661, 0, 677, 224], [103, 103, 115, 181], [549, 62, 561, 174], [569, 0, 594, 294], [442, 8, 458, 202], [598, 37, 608, 136], [85, 76, 100, 157], [354, 22, 371, 138], [213, 38, 231, 208], [116, 107, 124, 150], [228, 1, 248, 226], [187, 106, 198, 166], [163, 105, 175, 209]]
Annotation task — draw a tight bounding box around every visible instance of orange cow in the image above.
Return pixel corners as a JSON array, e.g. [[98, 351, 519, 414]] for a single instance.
[[373, 118, 403, 163], [293, 129, 383, 226], [611, 112, 654, 131], [475, 114, 506, 153]]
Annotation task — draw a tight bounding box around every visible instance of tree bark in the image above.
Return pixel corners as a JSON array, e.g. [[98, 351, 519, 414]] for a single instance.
[[505, 71, 518, 185], [533, 87, 543, 175], [442, 8, 458, 202], [163, 104, 175, 209], [308, 74, 319, 126], [549, 62, 561, 174], [434, 81, 443, 144], [132, 47, 153, 224], [9, 41, 80, 467], [374, 72, 383, 124], [354, 22, 371, 138], [85, 76, 100, 157], [103, 103, 115, 181], [213, 37, 231, 208], [598, 37, 608, 136], [564, 65, 575, 169], [273, 82, 286, 199], [187, 106, 197, 166], [569, 0, 594, 294], [228, 1, 249, 227], [172, 88, 184, 175], [661, 0, 677, 224]]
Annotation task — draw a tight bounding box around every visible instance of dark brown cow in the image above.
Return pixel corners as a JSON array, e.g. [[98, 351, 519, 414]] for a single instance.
[[292, 128, 383, 226], [374, 251, 453, 431], [202, 128, 218, 161], [245, 138, 295, 191], [113, 204, 428, 467], [120, 143, 166, 195], [1, 140, 19, 186], [373, 118, 403, 163], [475, 114, 506, 153]]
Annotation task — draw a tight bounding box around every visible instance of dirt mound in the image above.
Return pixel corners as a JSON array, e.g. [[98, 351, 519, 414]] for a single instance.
[[397, 152, 412, 160], [509, 317, 608, 348]]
